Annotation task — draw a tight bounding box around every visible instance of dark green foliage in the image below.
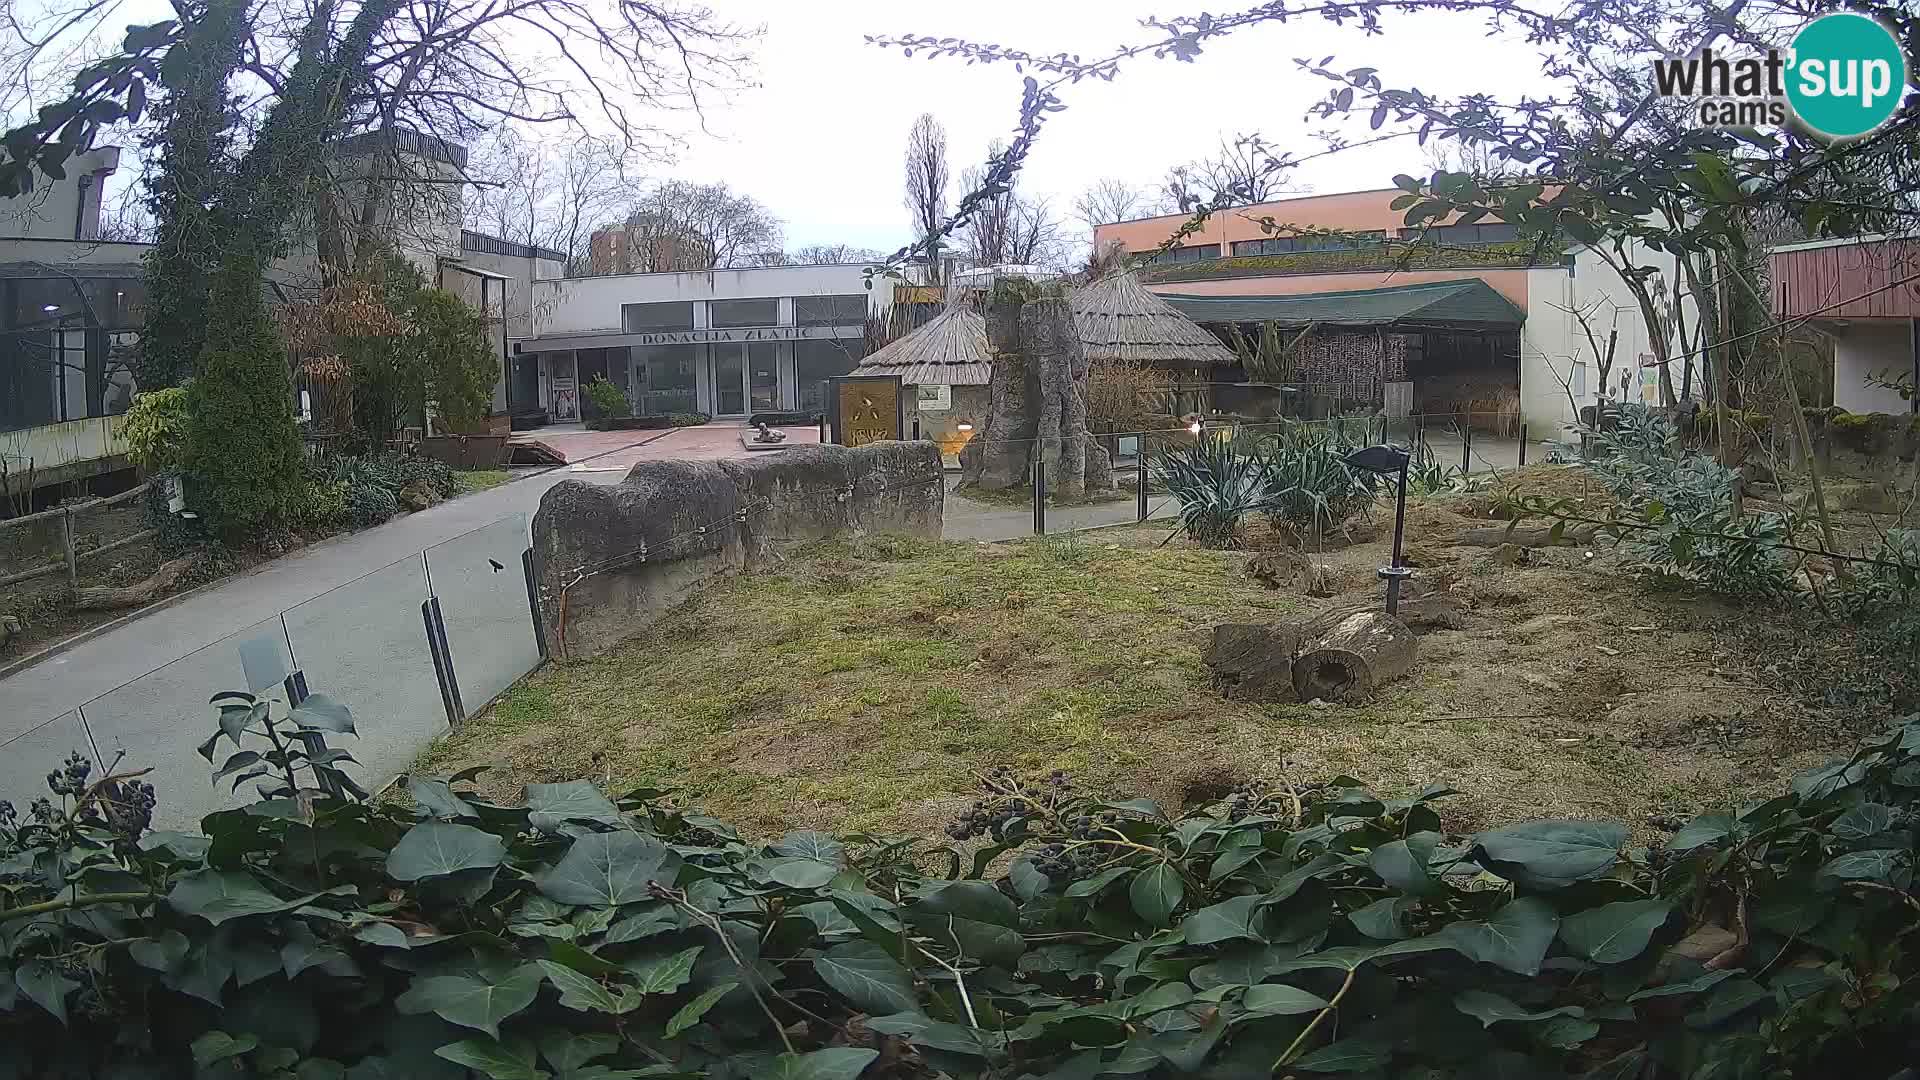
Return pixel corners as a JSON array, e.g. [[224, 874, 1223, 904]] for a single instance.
[[304, 452, 459, 531], [344, 482, 399, 529], [182, 256, 305, 538], [582, 377, 631, 420], [410, 287, 500, 433], [1154, 421, 1379, 548], [7, 680, 1920, 1078]]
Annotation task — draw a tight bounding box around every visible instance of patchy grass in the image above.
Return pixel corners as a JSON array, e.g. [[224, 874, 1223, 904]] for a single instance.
[[455, 470, 514, 494], [418, 471, 1868, 840]]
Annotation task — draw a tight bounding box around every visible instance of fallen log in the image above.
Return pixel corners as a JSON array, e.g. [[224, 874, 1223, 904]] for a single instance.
[[1298, 595, 1471, 636], [71, 555, 197, 611], [1203, 623, 1304, 703], [1292, 610, 1417, 703], [1454, 522, 1600, 548]]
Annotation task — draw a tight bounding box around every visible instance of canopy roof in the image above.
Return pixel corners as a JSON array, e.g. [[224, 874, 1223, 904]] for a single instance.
[[1159, 278, 1526, 330], [853, 305, 992, 386]]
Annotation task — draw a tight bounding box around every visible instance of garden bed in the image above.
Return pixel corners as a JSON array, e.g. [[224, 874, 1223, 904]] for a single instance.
[[415, 470, 1875, 839]]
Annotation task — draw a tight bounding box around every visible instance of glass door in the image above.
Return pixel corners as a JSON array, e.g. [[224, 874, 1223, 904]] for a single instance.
[[748, 342, 779, 413], [713, 344, 745, 415]]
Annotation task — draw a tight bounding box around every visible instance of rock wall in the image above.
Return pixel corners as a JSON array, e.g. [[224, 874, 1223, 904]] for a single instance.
[[532, 441, 944, 660]]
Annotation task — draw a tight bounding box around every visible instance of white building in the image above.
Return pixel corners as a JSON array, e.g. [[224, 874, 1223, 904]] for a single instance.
[[520, 264, 885, 422]]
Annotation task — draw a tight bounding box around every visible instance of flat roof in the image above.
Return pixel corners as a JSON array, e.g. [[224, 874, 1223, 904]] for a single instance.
[[1159, 277, 1526, 329]]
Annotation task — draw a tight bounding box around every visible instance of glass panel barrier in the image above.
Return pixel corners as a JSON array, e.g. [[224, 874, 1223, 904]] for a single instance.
[[0, 711, 96, 808], [426, 515, 542, 719], [79, 615, 291, 829], [282, 555, 440, 795]]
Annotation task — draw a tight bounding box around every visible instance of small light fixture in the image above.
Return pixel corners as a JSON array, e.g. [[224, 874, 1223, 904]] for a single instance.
[[956, 422, 973, 432], [1188, 420, 1204, 436], [41, 304, 59, 313]]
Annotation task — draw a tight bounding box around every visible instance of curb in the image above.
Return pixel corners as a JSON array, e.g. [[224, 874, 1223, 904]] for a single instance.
[[0, 428, 686, 684]]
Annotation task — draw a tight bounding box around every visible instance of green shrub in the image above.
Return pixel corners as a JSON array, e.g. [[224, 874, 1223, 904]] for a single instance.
[[583, 376, 631, 419], [1154, 421, 1378, 548], [411, 286, 499, 432], [182, 257, 305, 538], [1154, 433, 1268, 547], [5, 685, 1920, 1077], [670, 412, 711, 427], [121, 384, 192, 471], [344, 481, 399, 528]]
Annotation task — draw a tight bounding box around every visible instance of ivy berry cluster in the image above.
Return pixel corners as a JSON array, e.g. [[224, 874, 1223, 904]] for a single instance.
[[945, 766, 1078, 841]]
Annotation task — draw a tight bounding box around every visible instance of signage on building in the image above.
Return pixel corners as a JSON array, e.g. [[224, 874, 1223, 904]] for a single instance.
[[915, 384, 951, 412], [631, 325, 850, 346], [829, 375, 903, 448]]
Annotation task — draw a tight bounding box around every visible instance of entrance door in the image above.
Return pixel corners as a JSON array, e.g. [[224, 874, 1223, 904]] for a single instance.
[[549, 352, 579, 422], [713, 345, 746, 416], [748, 342, 779, 413]]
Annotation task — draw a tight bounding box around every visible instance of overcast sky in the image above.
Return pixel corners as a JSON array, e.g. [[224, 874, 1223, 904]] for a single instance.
[[660, 0, 1559, 253]]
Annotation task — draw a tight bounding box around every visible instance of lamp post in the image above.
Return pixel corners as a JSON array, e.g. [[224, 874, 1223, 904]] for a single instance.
[[1344, 444, 1413, 615]]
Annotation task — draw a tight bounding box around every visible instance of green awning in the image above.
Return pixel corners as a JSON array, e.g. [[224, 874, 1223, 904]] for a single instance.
[[1159, 278, 1525, 329]]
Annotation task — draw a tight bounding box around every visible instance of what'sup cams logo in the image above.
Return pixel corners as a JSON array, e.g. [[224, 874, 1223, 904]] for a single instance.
[[1653, 12, 1910, 141]]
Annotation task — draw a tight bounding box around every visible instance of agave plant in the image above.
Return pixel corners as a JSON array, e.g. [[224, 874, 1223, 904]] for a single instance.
[[1153, 434, 1268, 548], [1258, 421, 1380, 545]]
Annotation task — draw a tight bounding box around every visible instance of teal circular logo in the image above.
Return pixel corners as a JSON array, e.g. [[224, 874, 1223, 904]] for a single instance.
[[1785, 13, 1908, 140]]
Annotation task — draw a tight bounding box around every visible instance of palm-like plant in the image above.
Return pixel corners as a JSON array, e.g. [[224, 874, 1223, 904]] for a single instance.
[[1153, 433, 1269, 548]]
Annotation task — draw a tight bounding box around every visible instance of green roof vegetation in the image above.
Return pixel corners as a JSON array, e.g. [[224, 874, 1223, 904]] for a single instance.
[[1138, 240, 1565, 284]]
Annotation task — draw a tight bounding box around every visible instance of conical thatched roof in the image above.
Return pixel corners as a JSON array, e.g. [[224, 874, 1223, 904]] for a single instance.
[[853, 304, 992, 386], [1070, 270, 1238, 368]]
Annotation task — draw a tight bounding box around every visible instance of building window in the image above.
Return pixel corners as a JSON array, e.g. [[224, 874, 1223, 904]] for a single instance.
[[621, 301, 693, 333], [794, 294, 869, 327], [1148, 244, 1221, 265], [709, 298, 778, 328], [1422, 222, 1522, 247], [631, 344, 697, 416], [1229, 231, 1386, 256], [794, 338, 865, 414]]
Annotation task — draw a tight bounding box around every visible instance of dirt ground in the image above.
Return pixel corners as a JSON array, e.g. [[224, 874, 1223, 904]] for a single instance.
[[415, 463, 1881, 842]]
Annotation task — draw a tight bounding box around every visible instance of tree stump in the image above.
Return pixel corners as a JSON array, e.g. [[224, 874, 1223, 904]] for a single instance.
[[1203, 623, 1302, 703], [1291, 611, 1417, 703]]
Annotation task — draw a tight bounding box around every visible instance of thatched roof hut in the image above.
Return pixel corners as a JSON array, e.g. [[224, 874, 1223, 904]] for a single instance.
[[852, 304, 992, 386], [856, 270, 1233, 386], [1070, 270, 1237, 369]]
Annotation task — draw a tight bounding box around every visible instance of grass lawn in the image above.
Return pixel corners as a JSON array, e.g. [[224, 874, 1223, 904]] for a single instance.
[[416, 472, 1871, 840], [455, 469, 514, 494]]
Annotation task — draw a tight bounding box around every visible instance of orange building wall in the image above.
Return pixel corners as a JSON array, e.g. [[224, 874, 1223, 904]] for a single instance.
[[1146, 268, 1533, 309], [1094, 189, 1424, 254]]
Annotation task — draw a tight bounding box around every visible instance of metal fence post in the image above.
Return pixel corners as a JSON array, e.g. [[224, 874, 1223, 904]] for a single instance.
[[1136, 441, 1148, 523], [1518, 423, 1528, 468], [421, 596, 464, 725], [1033, 454, 1046, 536], [61, 508, 77, 585], [1461, 417, 1473, 473], [522, 548, 548, 659]]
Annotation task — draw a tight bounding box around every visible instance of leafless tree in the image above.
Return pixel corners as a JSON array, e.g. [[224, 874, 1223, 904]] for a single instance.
[[957, 148, 1067, 269], [610, 179, 783, 271], [1421, 139, 1516, 182], [464, 129, 639, 268], [786, 243, 884, 265], [1070, 178, 1167, 231], [902, 112, 948, 281]]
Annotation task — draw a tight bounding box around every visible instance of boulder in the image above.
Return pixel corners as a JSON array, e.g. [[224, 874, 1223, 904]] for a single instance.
[[398, 480, 438, 512], [1203, 623, 1303, 703]]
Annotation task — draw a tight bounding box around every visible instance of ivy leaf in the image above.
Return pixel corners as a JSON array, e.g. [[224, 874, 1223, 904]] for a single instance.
[[759, 857, 840, 889], [1686, 977, 1772, 1028], [1832, 803, 1896, 841], [15, 960, 79, 1024], [1667, 814, 1733, 852], [763, 1048, 880, 1080], [1367, 832, 1440, 895], [1471, 820, 1626, 889], [525, 780, 621, 831], [1129, 863, 1185, 928], [129, 930, 190, 972], [535, 960, 641, 1014], [626, 945, 702, 994], [1184, 894, 1266, 945], [407, 778, 478, 820], [212, 750, 262, 784], [387, 822, 508, 881], [1628, 968, 1743, 1002], [539, 1033, 616, 1074], [666, 982, 736, 1039], [434, 1038, 549, 1080], [535, 832, 680, 907], [1539, 1016, 1601, 1049], [1820, 848, 1910, 887], [190, 1031, 260, 1067], [604, 907, 678, 944], [1064, 865, 1131, 898], [289, 694, 355, 734], [1454, 989, 1585, 1026], [1242, 982, 1330, 1015], [814, 941, 917, 1015], [167, 870, 320, 925], [1435, 897, 1559, 975], [1289, 1036, 1390, 1072], [908, 881, 1024, 965], [396, 966, 544, 1036], [772, 830, 845, 862], [1557, 900, 1672, 964]]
